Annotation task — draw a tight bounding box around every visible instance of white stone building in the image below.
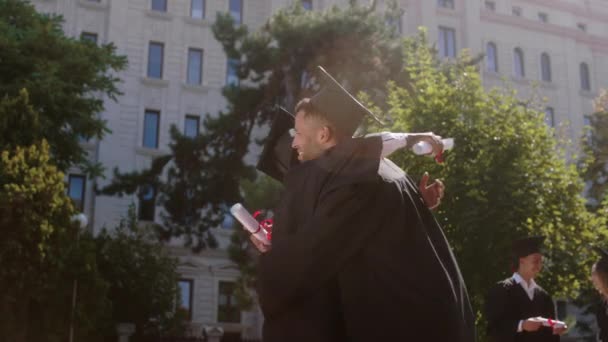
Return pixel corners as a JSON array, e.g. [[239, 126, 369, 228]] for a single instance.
[[31, 0, 608, 340]]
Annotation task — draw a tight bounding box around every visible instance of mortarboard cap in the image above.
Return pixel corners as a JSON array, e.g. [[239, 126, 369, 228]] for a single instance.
[[256, 107, 298, 182], [512, 236, 545, 258], [310, 66, 383, 136]]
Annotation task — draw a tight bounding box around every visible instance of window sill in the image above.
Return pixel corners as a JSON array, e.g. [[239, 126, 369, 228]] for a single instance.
[[579, 89, 595, 98], [141, 77, 170, 88], [78, 0, 109, 11], [484, 70, 501, 78], [184, 17, 211, 27], [145, 9, 173, 21], [539, 81, 557, 90], [436, 7, 460, 17], [182, 83, 212, 93], [136, 146, 168, 158], [510, 76, 529, 85]]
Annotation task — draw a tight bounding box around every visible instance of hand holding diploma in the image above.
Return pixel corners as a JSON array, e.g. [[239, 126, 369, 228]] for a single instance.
[[230, 203, 271, 248], [524, 317, 568, 335]]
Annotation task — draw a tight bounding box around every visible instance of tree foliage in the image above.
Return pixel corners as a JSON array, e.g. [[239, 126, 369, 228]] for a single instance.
[[583, 89, 608, 208], [0, 0, 127, 174]]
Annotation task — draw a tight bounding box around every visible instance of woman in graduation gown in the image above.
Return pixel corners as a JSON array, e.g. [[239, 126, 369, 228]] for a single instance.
[[591, 248, 608, 341]]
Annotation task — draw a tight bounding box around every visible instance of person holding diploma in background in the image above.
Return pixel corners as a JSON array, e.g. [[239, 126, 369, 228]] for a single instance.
[[485, 236, 567, 342], [250, 66, 475, 342]]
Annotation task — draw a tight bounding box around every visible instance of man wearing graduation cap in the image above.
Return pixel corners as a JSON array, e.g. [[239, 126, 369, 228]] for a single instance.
[[485, 236, 567, 342], [252, 66, 475, 342]]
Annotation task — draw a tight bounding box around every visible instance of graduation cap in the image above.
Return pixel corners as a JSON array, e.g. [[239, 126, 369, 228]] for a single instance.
[[256, 106, 299, 182], [310, 66, 384, 136], [512, 236, 545, 258]]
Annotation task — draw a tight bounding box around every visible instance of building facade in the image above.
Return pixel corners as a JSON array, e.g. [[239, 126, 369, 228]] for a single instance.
[[32, 0, 608, 340]]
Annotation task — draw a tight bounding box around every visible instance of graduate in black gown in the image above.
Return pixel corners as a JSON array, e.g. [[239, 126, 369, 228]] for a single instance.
[[485, 236, 567, 342], [591, 248, 608, 341], [253, 66, 476, 342]]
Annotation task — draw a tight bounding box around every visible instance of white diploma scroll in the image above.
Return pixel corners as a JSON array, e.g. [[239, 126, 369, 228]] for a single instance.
[[532, 317, 567, 329], [230, 203, 271, 245]]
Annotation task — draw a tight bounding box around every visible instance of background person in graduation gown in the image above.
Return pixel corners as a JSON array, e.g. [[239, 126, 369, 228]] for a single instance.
[[485, 236, 567, 342], [253, 66, 476, 342], [591, 248, 608, 341]]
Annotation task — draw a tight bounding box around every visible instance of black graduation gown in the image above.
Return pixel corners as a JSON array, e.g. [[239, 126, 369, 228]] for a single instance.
[[485, 278, 559, 342], [257, 137, 476, 342], [596, 299, 608, 342]]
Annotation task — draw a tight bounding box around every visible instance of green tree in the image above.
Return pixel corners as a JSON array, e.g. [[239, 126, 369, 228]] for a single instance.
[[0, 0, 127, 174], [0, 140, 109, 342], [582, 89, 608, 208], [379, 29, 601, 338], [94, 205, 184, 341]]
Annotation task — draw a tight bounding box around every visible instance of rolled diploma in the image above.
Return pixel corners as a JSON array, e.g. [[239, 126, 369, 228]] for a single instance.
[[535, 317, 567, 329], [230, 203, 270, 245]]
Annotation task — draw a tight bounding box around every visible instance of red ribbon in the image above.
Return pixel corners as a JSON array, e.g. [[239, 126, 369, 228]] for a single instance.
[[253, 210, 273, 241]]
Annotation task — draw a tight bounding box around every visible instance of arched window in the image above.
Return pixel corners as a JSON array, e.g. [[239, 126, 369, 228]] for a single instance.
[[486, 42, 498, 72], [540, 52, 551, 82], [580, 62, 591, 91], [513, 48, 525, 78]]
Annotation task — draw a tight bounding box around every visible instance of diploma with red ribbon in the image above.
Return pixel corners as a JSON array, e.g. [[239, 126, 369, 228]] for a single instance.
[[532, 317, 567, 329], [230, 203, 272, 245]]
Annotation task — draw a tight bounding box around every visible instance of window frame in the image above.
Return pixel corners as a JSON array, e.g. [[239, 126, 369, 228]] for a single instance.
[[438, 26, 456, 58], [184, 115, 200, 138], [147, 42, 165, 79], [68, 174, 86, 212], [486, 42, 498, 73], [143, 110, 160, 149], [187, 48, 204, 85], [513, 47, 525, 78]]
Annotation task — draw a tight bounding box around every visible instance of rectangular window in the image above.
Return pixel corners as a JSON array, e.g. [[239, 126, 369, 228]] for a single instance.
[[577, 23, 587, 32], [184, 115, 200, 138], [68, 175, 86, 211], [544, 107, 555, 127], [187, 48, 203, 85], [437, 0, 454, 9], [538, 12, 548, 23], [178, 279, 193, 321], [484, 1, 495, 11], [226, 58, 240, 86], [191, 0, 205, 19], [218, 281, 241, 323], [151, 0, 167, 12], [143, 110, 160, 148], [438, 26, 456, 58], [301, 0, 312, 10], [229, 0, 242, 25], [147, 42, 164, 79], [81, 32, 98, 44], [512, 6, 522, 16], [138, 184, 156, 221]]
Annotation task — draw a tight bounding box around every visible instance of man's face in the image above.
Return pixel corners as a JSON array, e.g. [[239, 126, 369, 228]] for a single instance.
[[519, 253, 543, 277], [291, 110, 326, 161]]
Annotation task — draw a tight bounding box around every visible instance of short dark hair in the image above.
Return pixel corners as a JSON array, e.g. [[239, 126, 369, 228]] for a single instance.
[[294, 98, 346, 138]]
